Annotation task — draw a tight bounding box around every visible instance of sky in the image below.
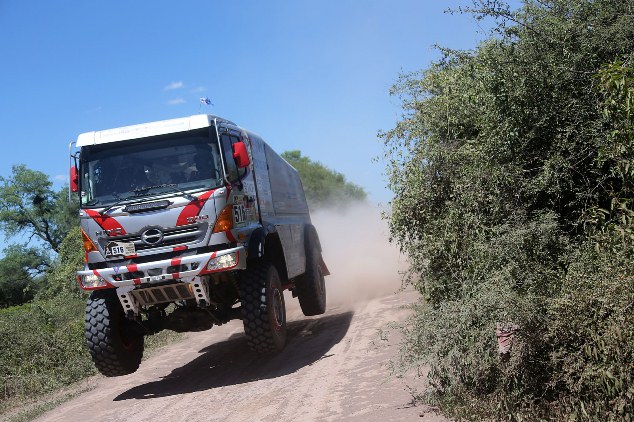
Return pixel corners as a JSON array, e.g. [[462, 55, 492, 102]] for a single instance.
[[0, 0, 509, 204]]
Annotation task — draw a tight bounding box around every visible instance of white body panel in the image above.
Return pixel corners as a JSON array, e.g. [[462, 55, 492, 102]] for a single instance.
[[77, 115, 225, 147]]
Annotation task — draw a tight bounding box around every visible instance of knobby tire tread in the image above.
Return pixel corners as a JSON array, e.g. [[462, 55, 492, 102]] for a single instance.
[[238, 261, 286, 353], [85, 290, 144, 377]]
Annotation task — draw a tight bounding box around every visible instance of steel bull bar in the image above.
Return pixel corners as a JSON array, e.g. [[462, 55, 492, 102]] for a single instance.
[[78, 246, 246, 316]]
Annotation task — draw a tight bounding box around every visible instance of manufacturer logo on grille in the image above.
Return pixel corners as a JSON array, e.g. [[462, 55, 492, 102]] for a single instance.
[[141, 228, 164, 245]]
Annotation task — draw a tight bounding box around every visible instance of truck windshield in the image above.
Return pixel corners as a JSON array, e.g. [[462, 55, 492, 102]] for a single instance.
[[79, 129, 224, 208]]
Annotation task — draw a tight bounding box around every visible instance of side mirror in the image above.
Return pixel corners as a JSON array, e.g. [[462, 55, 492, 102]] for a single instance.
[[70, 166, 79, 192], [232, 142, 251, 169]]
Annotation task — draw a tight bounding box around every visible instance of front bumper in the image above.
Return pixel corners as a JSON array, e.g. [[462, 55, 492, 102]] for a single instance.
[[77, 246, 246, 290]]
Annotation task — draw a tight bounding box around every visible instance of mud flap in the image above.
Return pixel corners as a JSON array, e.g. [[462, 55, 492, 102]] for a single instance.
[[319, 255, 331, 276]]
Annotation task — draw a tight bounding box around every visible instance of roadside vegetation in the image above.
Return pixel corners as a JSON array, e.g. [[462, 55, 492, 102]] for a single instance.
[[0, 169, 183, 417], [382, 0, 634, 420], [0, 150, 363, 418], [281, 150, 367, 207]]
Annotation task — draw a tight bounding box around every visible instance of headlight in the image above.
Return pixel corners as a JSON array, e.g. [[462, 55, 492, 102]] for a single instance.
[[80, 273, 107, 289], [206, 252, 238, 271]]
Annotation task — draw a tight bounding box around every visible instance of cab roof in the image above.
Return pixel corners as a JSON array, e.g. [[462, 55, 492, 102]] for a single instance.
[[75, 114, 237, 147]]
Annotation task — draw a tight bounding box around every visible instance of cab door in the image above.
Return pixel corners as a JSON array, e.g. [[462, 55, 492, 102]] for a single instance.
[[217, 126, 259, 232]]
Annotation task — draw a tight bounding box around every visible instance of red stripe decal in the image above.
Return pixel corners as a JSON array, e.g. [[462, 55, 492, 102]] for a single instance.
[[85, 209, 127, 235], [173, 246, 187, 252], [225, 230, 236, 243], [127, 264, 138, 273], [133, 278, 141, 285], [170, 258, 182, 280], [176, 189, 216, 226]]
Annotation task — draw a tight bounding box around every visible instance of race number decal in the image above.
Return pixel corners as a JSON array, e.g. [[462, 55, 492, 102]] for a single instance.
[[233, 204, 247, 225], [105, 241, 135, 257]]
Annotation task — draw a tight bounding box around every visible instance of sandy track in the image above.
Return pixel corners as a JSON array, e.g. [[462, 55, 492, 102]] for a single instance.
[[35, 289, 446, 422]]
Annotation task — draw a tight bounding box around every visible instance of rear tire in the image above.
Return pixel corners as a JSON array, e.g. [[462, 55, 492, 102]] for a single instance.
[[238, 261, 287, 353], [85, 289, 144, 377], [296, 226, 327, 316]]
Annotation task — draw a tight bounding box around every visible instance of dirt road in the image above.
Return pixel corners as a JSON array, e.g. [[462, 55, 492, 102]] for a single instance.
[[35, 289, 445, 422], [36, 207, 447, 422]]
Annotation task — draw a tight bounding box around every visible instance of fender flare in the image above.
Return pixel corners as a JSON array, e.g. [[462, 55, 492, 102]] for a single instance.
[[304, 224, 330, 276], [247, 227, 267, 261]]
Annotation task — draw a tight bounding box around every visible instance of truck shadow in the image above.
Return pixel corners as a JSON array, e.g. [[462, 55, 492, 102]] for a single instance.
[[114, 310, 354, 401]]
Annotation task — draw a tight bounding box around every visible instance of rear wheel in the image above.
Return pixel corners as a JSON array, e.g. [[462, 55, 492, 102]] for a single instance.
[[238, 261, 287, 353], [85, 289, 144, 377], [296, 226, 327, 316]]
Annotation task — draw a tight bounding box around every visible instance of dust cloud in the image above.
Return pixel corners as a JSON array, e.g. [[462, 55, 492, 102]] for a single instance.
[[313, 203, 406, 309]]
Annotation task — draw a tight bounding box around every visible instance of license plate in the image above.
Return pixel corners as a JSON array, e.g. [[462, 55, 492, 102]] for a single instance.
[[105, 241, 136, 257]]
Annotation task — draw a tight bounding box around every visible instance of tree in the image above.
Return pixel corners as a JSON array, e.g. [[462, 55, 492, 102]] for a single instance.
[[281, 150, 367, 207], [381, 0, 634, 419], [0, 165, 77, 253], [0, 245, 51, 307], [0, 165, 79, 307]]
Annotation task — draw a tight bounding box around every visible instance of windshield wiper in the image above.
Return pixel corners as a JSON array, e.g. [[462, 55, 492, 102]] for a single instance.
[[132, 184, 197, 202], [99, 193, 136, 215]]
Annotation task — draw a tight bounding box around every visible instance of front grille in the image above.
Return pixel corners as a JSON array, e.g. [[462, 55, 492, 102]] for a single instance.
[[101, 223, 208, 253]]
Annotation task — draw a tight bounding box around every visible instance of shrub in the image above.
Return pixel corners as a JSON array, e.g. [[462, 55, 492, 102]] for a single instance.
[[382, 0, 634, 419]]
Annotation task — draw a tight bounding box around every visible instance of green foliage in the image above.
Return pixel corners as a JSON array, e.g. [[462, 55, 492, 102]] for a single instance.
[[37, 227, 85, 300], [382, 0, 634, 419], [545, 242, 634, 420], [0, 295, 94, 409], [281, 150, 367, 207], [586, 61, 634, 247], [0, 224, 181, 416], [0, 245, 51, 307], [0, 293, 183, 416], [0, 165, 77, 253], [0, 165, 79, 308]]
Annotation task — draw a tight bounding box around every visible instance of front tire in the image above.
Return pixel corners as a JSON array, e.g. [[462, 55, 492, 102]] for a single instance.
[[85, 289, 144, 377], [238, 261, 287, 353]]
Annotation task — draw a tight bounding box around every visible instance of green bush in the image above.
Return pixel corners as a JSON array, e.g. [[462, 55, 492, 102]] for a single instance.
[[545, 243, 634, 420], [0, 227, 182, 415], [37, 226, 85, 300], [0, 296, 95, 408], [382, 0, 634, 419]]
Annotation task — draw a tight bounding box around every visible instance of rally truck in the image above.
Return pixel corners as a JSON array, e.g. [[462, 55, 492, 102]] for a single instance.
[[69, 114, 329, 377]]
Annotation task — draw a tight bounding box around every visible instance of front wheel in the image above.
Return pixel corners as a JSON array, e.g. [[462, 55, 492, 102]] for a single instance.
[[85, 289, 144, 377], [238, 261, 287, 353]]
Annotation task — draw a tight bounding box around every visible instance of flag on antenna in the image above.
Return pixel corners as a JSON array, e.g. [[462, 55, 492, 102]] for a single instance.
[[200, 97, 212, 106]]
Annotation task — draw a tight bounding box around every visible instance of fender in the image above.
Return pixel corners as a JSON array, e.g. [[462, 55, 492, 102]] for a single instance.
[[305, 224, 330, 276], [248, 227, 267, 260]]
